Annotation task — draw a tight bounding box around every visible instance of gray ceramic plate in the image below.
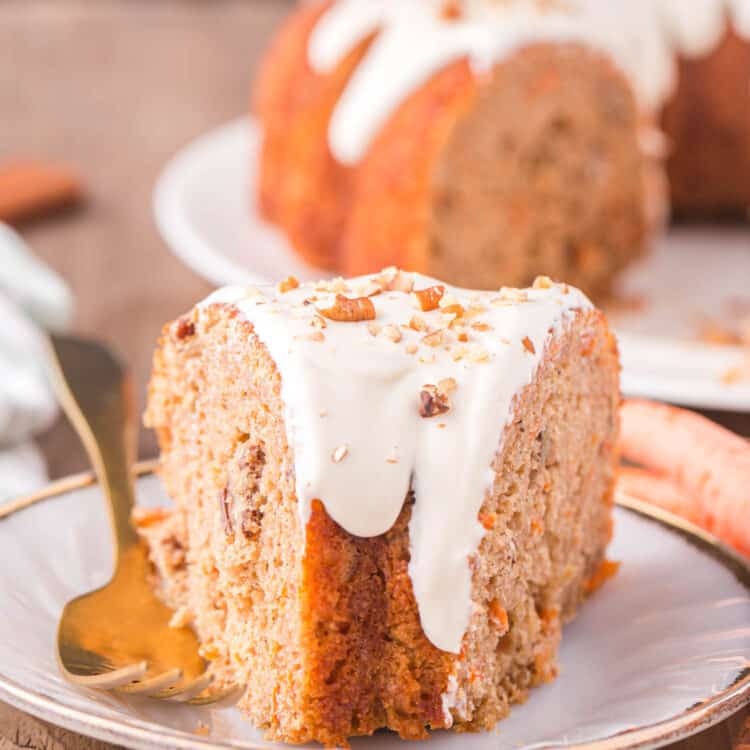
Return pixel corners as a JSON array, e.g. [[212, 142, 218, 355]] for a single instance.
[[0, 466, 749, 749]]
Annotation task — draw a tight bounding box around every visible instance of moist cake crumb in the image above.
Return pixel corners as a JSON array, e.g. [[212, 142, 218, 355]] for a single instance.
[[140, 269, 619, 747]]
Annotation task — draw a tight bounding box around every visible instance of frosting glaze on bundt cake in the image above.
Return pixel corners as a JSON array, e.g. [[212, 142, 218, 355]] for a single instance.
[[140, 268, 620, 746], [305, 0, 747, 164], [255, 0, 649, 296], [255, 0, 750, 296]]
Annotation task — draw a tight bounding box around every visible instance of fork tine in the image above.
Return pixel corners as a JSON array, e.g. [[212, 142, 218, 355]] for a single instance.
[[187, 684, 245, 708], [154, 671, 213, 702], [116, 668, 183, 695], [65, 661, 148, 689]]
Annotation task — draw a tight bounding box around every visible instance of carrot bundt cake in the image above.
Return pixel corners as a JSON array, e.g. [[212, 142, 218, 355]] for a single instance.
[[139, 268, 620, 746], [254, 0, 750, 295]]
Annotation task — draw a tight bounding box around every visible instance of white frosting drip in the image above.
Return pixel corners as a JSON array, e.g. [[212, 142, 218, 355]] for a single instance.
[[201, 271, 591, 654], [306, 0, 750, 165]]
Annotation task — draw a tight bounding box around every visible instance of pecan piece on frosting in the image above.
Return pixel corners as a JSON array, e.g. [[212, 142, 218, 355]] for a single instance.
[[278, 275, 299, 293], [419, 384, 451, 418], [422, 329, 445, 348], [380, 324, 402, 343], [319, 294, 376, 322], [533, 275, 554, 290], [412, 285, 445, 312], [378, 267, 415, 293]]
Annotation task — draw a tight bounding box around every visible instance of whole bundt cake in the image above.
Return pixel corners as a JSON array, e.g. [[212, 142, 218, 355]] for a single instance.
[[254, 0, 750, 296]]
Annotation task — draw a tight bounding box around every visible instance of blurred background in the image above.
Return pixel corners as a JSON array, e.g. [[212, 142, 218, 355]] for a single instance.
[[1, 0, 293, 478], [4, 0, 748, 485]]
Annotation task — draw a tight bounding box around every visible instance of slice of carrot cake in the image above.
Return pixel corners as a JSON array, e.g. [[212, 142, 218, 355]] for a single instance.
[[139, 268, 620, 747]]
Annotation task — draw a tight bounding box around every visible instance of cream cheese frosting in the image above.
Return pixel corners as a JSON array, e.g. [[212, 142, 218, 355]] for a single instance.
[[307, 0, 750, 165], [202, 270, 592, 654]]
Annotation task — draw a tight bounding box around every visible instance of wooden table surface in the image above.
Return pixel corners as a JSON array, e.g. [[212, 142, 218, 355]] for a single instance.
[[1, 2, 748, 748]]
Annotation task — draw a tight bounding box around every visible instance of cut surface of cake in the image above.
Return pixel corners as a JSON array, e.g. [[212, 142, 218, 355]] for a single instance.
[[254, 0, 750, 295], [140, 268, 620, 747]]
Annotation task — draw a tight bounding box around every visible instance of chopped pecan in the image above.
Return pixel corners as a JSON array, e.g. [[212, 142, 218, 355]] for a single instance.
[[314, 277, 349, 293], [533, 275, 554, 290], [320, 294, 376, 322], [499, 287, 529, 303], [387, 271, 414, 292], [409, 315, 428, 332], [419, 384, 451, 418], [422, 329, 445, 348], [411, 285, 445, 312], [377, 267, 414, 293], [468, 345, 490, 362], [439, 293, 463, 313], [450, 345, 468, 362], [356, 280, 383, 298], [440, 303, 465, 318], [380, 324, 402, 343], [278, 275, 299, 293]]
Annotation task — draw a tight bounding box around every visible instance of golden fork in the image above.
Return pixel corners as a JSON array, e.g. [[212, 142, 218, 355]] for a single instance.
[[47, 334, 239, 704]]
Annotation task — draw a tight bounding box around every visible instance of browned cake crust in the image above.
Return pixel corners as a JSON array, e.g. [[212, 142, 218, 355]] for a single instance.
[[662, 29, 750, 220], [254, 1, 648, 298], [139, 300, 619, 747], [254, 0, 370, 270]]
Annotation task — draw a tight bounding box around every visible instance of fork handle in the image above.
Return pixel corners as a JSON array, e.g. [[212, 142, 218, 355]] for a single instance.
[[46, 334, 139, 556]]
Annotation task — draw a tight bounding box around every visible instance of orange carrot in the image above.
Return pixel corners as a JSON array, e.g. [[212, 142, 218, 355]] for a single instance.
[[616, 466, 703, 526], [620, 399, 750, 558]]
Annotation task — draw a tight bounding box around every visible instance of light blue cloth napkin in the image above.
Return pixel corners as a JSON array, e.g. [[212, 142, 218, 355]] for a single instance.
[[0, 223, 73, 500]]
